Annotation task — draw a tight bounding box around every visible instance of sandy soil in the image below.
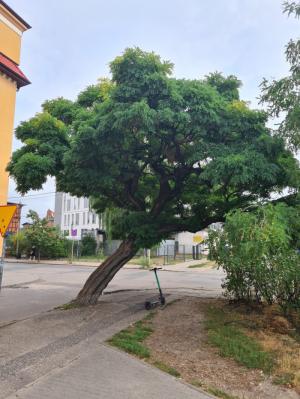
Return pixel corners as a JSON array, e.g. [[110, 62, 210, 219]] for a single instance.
[[145, 297, 299, 399]]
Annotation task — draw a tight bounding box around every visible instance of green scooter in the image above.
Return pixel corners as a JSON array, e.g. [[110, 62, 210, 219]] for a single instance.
[[145, 267, 166, 310]]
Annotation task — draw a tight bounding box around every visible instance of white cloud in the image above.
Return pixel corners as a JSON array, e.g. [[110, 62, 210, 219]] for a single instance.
[[6, 0, 299, 220]]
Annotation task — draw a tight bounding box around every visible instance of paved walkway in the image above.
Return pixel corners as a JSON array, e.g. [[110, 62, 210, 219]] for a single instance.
[[1, 290, 212, 399], [6, 345, 211, 399]]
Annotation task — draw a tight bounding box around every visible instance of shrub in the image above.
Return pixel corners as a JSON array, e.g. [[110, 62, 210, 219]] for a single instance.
[[81, 235, 97, 256], [8, 210, 69, 259], [208, 204, 300, 314], [7, 231, 28, 258]]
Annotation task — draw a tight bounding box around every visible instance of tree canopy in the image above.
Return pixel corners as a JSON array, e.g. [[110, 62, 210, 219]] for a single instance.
[[8, 48, 299, 252], [261, 1, 300, 148]]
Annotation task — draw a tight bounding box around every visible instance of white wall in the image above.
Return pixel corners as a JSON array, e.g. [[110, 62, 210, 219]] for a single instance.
[[57, 193, 102, 240], [175, 230, 208, 246]]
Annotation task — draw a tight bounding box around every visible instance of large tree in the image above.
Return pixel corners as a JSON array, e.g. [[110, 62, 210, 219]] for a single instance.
[[261, 1, 300, 148], [8, 48, 299, 305]]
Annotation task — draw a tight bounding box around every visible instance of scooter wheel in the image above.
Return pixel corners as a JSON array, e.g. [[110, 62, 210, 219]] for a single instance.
[[145, 301, 152, 310], [161, 296, 166, 306]]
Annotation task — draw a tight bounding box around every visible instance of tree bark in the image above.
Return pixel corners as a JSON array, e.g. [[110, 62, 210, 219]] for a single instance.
[[75, 239, 137, 306]]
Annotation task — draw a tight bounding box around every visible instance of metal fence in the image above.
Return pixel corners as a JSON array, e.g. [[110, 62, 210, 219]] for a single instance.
[[160, 244, 202, 264], [67, 239, 204, 266]]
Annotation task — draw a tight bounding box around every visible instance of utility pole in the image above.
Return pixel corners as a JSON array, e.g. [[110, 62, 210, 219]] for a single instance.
[[0, 237, 5, 292]]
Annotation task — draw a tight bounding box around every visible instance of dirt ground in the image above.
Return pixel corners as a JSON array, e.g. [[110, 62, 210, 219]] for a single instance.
[[145, 297, 300, 399]]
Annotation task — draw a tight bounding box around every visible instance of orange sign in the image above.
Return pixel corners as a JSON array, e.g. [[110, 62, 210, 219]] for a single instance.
[[0, 205, 17, 237]]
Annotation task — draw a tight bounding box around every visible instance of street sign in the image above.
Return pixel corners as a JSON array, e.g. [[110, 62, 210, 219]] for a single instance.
[[193, 234, 203, 244], [71, 228, 77, 237], [0, 205, 17, 237]]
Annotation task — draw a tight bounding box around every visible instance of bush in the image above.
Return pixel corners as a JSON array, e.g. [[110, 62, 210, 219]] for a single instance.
[[81, 235, 97, 256], [7, 210, 69, 259], [208, 204, 300, 314], [7, 231, 28, 258]]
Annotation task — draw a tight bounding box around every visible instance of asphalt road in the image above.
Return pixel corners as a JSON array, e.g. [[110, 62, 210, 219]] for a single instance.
[[0, 261, 224, 323]]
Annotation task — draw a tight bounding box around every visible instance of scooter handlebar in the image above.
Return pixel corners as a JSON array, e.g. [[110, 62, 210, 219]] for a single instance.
[[150, 267, 162, 271]]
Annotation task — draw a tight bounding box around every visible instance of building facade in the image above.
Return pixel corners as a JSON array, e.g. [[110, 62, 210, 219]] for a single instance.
[[0, 1, 30, 254], [54, 192, 104, 241], [6, 202, 22, 234], [45, 209, 55, 227]]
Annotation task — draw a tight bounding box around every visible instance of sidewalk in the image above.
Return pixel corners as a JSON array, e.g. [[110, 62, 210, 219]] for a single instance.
[[6, 344, 212, 399], [1, 290, 212, 399]]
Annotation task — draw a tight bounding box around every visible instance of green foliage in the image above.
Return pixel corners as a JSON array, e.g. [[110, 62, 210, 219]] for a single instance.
[[8, 48, 300, 253], [191, 381, 238, 399], [208, 204, 300, 313], [188, 263, 207, 268], [152, 361, 181, 377], [205, 306, 274, 373], [77, 78, 113, 107], [108, 319, 153, 359], [80, 235, 97, 256], [135, 256, 151, 268], [20, 210, 68, 259], [7, 231, 28, 257], [283, 1, 300, 17], [7, 112, 68, 193], [205, 72, 241, 101], [273, 372, 295, 386], [261, 2, 300, 148]]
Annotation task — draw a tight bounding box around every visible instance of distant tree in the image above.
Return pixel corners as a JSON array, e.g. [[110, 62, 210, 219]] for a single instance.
[[7, 48, 299, 305], [261, 1, 300, 148], [23, 211, 67, 259]]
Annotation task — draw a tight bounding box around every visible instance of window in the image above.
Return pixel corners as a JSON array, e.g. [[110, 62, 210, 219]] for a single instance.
[[83, 212, 85, 225], [92, 213, 96, 224], [72, 214, 74, 226], [67, 199, 71, 211], [84, 198, 89, 208], [78, 198, 81, 209], [68, 214, 70, 226], [64, 215, 67, 226], [75, 213, 80, 226], [73, 198, 76, 210]]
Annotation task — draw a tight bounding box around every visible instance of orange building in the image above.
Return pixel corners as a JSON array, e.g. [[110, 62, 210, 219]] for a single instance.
[[45, 209, 55, 227], [0, 1, 30, 253]]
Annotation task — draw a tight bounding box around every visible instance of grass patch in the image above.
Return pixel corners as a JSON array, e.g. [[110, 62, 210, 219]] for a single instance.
[[191, 380, 238, 399], [152, 360, 181, 377], [207, 386, 238, 399], [55, 301, 81, 310], [108, 319, 153, 359], [188, 263, 207, 269], [76, 255, 107, 262], [205, 306, 274, 373], [273, 372, 295, 386], [108, 310, 181, 379]]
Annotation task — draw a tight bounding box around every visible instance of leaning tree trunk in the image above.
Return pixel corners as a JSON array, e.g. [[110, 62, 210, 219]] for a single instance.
[[75, 239, 137, 306]]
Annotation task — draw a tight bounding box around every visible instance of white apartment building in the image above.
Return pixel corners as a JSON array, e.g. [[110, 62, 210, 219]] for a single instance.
[[54, 192, 104, 240]]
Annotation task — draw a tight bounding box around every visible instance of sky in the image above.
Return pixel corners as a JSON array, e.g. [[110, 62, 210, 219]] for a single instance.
[[6, 0, 300, 223]]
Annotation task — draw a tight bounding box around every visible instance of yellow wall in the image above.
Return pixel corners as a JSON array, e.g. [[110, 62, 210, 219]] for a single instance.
[[0, 5, 29, 257], [0, 74, 17, 255], [0, 20, 21, 64], [0, 74, 16, 205]]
